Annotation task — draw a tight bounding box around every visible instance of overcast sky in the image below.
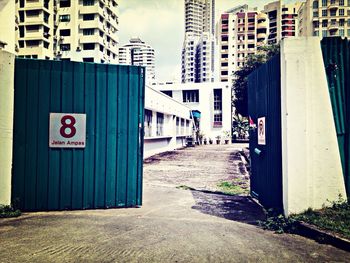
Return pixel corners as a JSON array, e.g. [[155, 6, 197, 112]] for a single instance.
[[118, 0, 292, 82]]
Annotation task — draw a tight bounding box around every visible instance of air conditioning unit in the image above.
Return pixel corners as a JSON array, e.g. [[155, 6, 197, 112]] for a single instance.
[[59, 36, 64, 41], [57, 51, 62, 56], [76, 47, 81, 52]]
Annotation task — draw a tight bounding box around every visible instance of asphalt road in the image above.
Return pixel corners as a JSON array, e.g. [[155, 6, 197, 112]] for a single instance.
[[1, 144, 349, 262]]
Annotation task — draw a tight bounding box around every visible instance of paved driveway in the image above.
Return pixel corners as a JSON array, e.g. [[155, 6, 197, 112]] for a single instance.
[[0, 144, 349, 262]]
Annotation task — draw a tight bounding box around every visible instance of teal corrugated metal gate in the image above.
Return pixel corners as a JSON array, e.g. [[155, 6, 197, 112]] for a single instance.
[[12, 59, 145, 211], [321, 37, 350, 197], [248, 54, 283, 211]]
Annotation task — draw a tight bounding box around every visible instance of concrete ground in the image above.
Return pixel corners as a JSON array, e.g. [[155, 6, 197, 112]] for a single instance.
[[1, 144, 350, 262]]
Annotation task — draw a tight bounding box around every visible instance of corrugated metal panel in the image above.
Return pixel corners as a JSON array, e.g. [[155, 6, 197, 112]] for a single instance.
[[12, 59, 145, 211], [321, 37, 350, 197], [248, 54, 283, 211]]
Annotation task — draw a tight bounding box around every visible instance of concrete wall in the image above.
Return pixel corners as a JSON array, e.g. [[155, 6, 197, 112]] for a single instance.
[[0, 51, 15, 205], [144, 86, 192, 159], [281, 37, 347, 216], [0, 0, 15, 53]]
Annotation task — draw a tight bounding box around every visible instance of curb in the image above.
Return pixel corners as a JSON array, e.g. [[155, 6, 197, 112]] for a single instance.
[[295, 221, 350, 252]]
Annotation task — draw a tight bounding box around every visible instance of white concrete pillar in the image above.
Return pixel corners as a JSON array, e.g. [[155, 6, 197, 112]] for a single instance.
[[0, 51, 15, 205], [281, 37, 347, 216], [0, 1, 16, 53]]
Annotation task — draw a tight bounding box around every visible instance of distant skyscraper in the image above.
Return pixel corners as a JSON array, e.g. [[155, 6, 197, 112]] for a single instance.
[[263, 1, 302, 45], [119, 37, 156, 82], [298, 0, 350, 38], [182, 0, 215, 83], [217, 5, 267, 84]]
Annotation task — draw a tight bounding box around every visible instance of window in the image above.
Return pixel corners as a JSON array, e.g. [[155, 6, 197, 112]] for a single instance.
[[313, 1, 319, 8], [213, 89, 222, 111], [322, 30, 328, 37], [183, 90, 199, 103], [313, 11, 319, 17], [322, 0, 327, 6], [322, 10, 327, 16], [59, 14, 70, 22], [339, 9, 345, 16], [156, 113, 164, 136], [340, 0, 345, 5], [83, 43, 95, 50], [60, 0, 71, 8], [44, 42, 49, 49], [330, 9, 337, 16], [181, 119, 185, 135], [144, 110, 152, 137], [313, 30, 320, 36], [161, 90, 172, 97], [340, 29, 345, 36], [83, 28, 95, 35], [60, 29, 70, 36], [176, 117, 180, 135], [322, 20, 328, 27], [60, 44, 70, 51], [340, 19, 345, 26], [83, 57, 94, 62], [83, 14, 95, 21], [83, 0, 95, 6]]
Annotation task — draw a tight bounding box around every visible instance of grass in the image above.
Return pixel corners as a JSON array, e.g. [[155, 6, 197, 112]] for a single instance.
[[217, 181, 249, 196], [0, 205, 21, 218], [292, 199, 350, 240]]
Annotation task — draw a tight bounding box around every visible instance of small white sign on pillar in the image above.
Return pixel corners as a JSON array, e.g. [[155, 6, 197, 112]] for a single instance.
[[49, 113, 86, 148], [258, 117, 266, 145]]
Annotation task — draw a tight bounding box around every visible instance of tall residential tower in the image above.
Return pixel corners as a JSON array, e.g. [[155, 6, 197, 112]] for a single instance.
[[16, 0, 119, 63], [118, 37, 156, 83], [182, 0, 215, 83]]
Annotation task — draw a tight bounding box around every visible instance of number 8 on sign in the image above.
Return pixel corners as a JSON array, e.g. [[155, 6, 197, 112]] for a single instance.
[[60, 115, 77, 138], [49, 113, 86, 148]]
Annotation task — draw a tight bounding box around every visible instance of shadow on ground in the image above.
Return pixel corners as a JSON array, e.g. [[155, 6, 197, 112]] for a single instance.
[[191, 190, 266, 225]]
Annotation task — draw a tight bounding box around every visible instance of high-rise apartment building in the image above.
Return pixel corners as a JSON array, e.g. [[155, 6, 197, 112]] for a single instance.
[[16, 0, 119, 63], [263, 1, 302, 44], [118, 37, 156, 82], [182, 0, 215, 83], [16, 0, 54, 59], [217, 5, 267, 83], [298, 0, 350, 38]]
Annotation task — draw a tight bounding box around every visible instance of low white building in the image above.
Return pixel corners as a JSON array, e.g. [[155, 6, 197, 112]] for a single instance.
[[144, 86, 193, 158], [151, 82, 232, 142]]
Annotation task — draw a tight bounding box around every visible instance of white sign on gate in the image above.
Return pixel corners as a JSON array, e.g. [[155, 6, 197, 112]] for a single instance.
[[49, 113, 86, 148], [258, 117, 266, 145]]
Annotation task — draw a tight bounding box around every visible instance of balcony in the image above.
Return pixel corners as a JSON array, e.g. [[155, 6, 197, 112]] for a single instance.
[[257, 21, 267, 29], [328, 0, 339, 9], [328, 22, 339, 31], [257, 33, 267, 39]]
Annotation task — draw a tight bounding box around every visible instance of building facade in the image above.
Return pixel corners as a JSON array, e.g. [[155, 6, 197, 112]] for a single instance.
[[181, 0, 215, 83], [16, 0, 119, 63], [217, 5, 268, 84], [152, 82, 232, 142], [263, 1, 302, 44], [144, 86, 193, 158], [298, 0, 350, 38], [119, 37, 155, 83]]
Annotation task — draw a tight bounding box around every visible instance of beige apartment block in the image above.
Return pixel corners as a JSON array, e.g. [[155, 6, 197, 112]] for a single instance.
[[16, 0, 55, 59], [298, 0, 350, 38], [264, 1, 302, 44], [16, 0, 119, 63], [217, 5, 267, 84]]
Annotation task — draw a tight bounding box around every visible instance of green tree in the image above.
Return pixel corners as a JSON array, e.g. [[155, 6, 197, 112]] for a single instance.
[[232, 44, 280, 117]]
